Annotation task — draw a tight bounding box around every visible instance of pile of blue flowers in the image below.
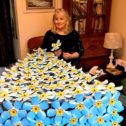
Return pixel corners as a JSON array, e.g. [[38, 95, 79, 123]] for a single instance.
[[0, 48, 124, 126]]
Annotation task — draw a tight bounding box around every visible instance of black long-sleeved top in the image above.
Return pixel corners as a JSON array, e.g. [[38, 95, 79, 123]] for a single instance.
[[41, 29, 84, 68]]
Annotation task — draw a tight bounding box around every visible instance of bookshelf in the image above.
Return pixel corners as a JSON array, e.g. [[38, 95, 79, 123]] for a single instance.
[[63, 0, 112, 71]]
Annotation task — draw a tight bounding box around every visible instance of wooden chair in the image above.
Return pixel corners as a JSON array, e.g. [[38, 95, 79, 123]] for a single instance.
[[27, 36, 44, 53]]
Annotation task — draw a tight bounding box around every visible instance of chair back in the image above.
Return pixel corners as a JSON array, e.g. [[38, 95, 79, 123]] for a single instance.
[[27, 36, 43, 53]]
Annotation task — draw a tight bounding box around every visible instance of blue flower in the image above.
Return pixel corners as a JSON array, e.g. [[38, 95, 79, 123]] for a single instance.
[[107, 91, 124, 113], [23, 96, 46, 125], [90, 92, 109, 116], [1, 100, 26, 125]]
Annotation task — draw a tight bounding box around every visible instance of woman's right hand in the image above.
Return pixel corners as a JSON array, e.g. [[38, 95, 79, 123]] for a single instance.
[[54, 49, 62, 57]]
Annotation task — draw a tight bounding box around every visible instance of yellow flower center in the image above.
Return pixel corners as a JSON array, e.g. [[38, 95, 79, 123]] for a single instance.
[[85, 76, 91, 81], [13, 86, 20, 92], [107, 84, 115, 91], [110, 98, 116, 106], [48, 84, 57, 90], [36, 122, 43, 126], [1, 92, 9, 97], [57, 92, 64, 97], [94, 81, 101, 85], [34, 87, 40, 92], [77, 103, 85, 111], [55, 124, 60, 126], [40, 93, 47, 99], [112, 109, 117, 116], [81, 83, 86, 88], [112, 122, 118, 126], [71, 68, 78, 73], [77, 73, 83, 78], [28, 84, 35, 89], [0, 79, 5, 84], [87, 113, 92, 119], [75, 89, 82, 94], [32, 106, 40, 113], [97, 117, 104, 124], [9, 109, 17, 116], [21, 92, 29, 98], [69, 81, 76, 85], [25, 73, 31, 78], [56, 108, 64, 116], [61, 77, 68, 81], [95, 100, 102, 108], [70, 117, 77, 125], [15, 123, 22, 126], [91, 87, 98, 93]]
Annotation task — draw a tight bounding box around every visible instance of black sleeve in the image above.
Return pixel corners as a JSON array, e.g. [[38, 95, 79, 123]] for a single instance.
[[73, 30, 84, 57], [41, 30, 55, 52]]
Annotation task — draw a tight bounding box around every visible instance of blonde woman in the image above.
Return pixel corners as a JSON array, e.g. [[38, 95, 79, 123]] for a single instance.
[[41, 8, 84, 68]]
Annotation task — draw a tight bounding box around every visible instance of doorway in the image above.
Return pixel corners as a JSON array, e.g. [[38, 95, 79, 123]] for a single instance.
[[0, 0, 16, 66]]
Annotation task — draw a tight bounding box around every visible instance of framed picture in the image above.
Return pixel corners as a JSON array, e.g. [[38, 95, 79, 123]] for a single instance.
[[23, 0, 58, 13], [26, 0, 55, 9]]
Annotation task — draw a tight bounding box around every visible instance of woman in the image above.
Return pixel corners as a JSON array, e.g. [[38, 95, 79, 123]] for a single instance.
[[41, 8, 84, 68]]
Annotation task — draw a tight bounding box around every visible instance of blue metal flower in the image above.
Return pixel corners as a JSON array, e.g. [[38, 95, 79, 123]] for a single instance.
[[90, 92, 109, 116], [1, 100, 26, 125], [26, 96, 46, 125]]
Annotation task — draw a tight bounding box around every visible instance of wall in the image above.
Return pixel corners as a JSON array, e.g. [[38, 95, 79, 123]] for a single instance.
[[110, 0, 126, 60], [15, 0, 126, 61], [14, 0, 62, 59]]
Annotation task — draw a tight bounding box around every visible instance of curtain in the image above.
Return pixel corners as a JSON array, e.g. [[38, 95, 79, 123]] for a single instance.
[[0, 0, 16, 66]]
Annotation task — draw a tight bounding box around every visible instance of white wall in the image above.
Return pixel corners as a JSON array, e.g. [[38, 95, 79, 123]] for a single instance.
[[14, 0, 62, 59], [110, 0, 126, 60]]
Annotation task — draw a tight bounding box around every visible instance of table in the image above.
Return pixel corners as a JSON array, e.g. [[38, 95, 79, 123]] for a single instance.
[[0, 48, 124, 126]]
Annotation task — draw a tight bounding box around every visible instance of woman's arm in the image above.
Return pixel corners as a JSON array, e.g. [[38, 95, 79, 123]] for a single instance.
[[63, 52, 79, 60], [74, 31, 84, 58], [41, 30, 53, 51]]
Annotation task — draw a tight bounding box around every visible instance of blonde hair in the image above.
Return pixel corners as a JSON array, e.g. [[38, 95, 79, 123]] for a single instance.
[[51, 8, 72, 34]]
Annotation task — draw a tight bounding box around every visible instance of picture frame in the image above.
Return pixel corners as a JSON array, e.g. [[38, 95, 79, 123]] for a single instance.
[[23, 0, 58, 13], [26, 0, 55, 9]]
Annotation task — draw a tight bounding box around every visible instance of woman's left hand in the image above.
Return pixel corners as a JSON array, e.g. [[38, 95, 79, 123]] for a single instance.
[[63, 52, 79, 60], [54, 49, 62, 57]]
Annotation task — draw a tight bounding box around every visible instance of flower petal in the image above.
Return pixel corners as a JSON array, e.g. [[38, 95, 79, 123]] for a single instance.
[[4, 120, 12, 126], [14, 101, 23, 109], [79, 116, 87, 124], [3, 101, 12, 110], [40, 101, 49, 110], [1, 111, 10, 121], [94, 92, 102, 100], [23, 102, 32, 111], [54, 116, 62, 123], [84, 98, 93, 108], [69, 100, 76, 109], [61, 101, 69, 110], [37, 111, 46, 120], [18, 110, 27, 118], [75, 94, 84, 102], [11, 116, 20, 124], [52, 100, 60, 109], [31, 96, 40, 105], [47, 109, 56, 117], [27, 111, 36, 123], [22, 118, 29, 126], [72, 109, 82, 118]]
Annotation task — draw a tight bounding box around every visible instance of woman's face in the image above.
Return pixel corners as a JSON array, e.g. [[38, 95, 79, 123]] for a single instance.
[[54, 12, 67, 31]]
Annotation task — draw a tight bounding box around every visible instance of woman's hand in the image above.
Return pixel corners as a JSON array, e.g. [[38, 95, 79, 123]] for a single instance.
[[54, 49, 62, 57], [63, 52, 79, 60]]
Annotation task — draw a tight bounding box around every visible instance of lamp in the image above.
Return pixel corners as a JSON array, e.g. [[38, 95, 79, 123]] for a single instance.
[[104, 33, 122, 69]]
